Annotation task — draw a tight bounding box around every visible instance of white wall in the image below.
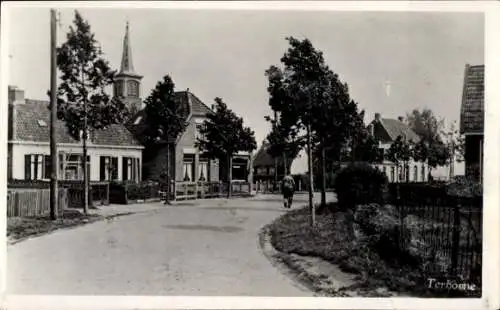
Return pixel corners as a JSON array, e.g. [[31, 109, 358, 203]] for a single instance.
[[10, 142, 142, 181]]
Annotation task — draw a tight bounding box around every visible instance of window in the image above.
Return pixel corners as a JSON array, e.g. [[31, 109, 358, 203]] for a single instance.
[[60, 154, 90, 180], [122, 157, 140, 182], [390, 166, 395, 182], [382, 165, 387, 177], [100, 156, 118, 181], [413, 165, 418, 182], [24, 154, 46, 180], [405, 164, 410, 182], [257, 167, 267, 175], [195, 123, 206, 142], [198, 161, 209, 181], [421, 165, 426, 182], [115, 80, 124, 97], [127, 80, 139, 97], [183, 162, 194, 181]]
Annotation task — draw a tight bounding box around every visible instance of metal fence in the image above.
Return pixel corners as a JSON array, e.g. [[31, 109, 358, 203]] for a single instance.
[[394, 194, 482, 285]]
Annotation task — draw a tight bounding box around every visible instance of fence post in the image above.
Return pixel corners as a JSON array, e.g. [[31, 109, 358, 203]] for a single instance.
[[451, 198, 461, 274]]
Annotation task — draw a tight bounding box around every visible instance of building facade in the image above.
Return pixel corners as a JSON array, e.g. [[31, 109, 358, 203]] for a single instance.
[[120, 23, 253, 185], [7, 86, 143, 182], [459, 64, 484, 183], [368, 113, 429, 183]]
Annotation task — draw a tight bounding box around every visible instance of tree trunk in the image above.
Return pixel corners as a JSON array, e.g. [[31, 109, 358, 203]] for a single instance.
[[283, 153, 287, 176], [165, 143, 171, 205], [227, 155, 232, 198], [81, 61, 89, 215], [274, 157, 278, 192], [307, 123, 315, 227], [83, 130, 89, 215], [320, 146, 326, 207]]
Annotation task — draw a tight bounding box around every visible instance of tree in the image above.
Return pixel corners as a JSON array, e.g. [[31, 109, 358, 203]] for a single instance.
[[406, 108, 456, 179], [406, 108, 444, 144], [196, 97, 257, 198], [441, 120, 465, 179], [142, 75, 188, 204], [265, 115, 303, 176], [264, 65, 302, 188], [269, 37, 336, 225], [385, 135, 414, 182], [53, 11, 128, 214]]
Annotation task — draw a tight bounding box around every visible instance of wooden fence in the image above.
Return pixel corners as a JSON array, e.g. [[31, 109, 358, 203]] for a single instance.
[[7, 188, 67, 217], [173, 181, 252, 201]]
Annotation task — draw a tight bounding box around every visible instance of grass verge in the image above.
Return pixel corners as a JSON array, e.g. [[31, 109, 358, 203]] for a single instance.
[[268, 203, 480, 297], [7, 209, 103, 244]]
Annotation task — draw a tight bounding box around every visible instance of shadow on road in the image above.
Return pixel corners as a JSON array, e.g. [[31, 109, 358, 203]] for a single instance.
[[162, 224, 243, 233]]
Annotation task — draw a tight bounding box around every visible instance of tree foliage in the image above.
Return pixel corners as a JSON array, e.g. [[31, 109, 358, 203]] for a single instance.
[[405, 108, 450, 168], [142, 75, 188, 145], [196, 97, 257, 161], [385, 136, 414, 165], [406, 108, 444, 144], [53, 10, 128, 140]]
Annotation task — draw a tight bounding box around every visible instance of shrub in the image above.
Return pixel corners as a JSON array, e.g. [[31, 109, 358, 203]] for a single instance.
[[333, 162, 388, 210], [109, 181, 161, 203], [353, 203, 419, 268]]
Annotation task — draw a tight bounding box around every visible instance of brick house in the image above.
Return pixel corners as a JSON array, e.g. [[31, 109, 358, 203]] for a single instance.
[[252, 139, 287, 186], [367, 113, 429, 183], [118, 23, 252, 185], [7, 86, 143, 182], [459, 64, 484, 182]]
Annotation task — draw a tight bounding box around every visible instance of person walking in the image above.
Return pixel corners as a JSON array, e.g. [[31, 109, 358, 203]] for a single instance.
[[280, 174, 296, 209]]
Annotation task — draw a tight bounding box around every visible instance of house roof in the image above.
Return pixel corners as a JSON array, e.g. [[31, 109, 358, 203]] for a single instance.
[[10, 100, 142, 147], [370, 118, 420, 143], [127, 90, 213, 144], [460, 64, 484, 134], [252, 140, 284, 168]]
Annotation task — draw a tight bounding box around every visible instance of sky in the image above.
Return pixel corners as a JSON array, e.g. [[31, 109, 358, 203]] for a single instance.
[[6, 7, 484, 174]]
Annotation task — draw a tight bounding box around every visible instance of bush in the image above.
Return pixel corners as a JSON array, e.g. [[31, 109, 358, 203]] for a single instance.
[[354, 204, 419, 268], [109, 181, 161, 204], [333, 162, 388, 210]]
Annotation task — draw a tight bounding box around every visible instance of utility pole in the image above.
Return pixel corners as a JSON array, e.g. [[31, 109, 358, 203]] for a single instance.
[[49, 9, 58, 220]]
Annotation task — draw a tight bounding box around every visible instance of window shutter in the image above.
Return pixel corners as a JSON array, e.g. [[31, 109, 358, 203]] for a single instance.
[[111, 157, 118, 180], [122, 157, 128, 181], [100, 157, 106, 181], [44, 155, 52, 179], [136, 158, 141, 181], [25, 154, 31, 180]]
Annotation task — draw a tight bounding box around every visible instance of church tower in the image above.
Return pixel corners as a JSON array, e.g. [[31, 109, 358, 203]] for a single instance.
[[114, 21, 143, 115]]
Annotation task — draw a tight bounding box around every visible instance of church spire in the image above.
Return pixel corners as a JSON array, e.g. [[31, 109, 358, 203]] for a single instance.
[[120, 20, 135, 74]]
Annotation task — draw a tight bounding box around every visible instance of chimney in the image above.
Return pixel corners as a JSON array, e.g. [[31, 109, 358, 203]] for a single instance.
[[8, 86, 25, 104], [374, 113, 381, 121], [398, 116, 404, 122]]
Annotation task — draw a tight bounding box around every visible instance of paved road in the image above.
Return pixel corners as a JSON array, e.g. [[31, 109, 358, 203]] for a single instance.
[[8, 193, 333, 296]]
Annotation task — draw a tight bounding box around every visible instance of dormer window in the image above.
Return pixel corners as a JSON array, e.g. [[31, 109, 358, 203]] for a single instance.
[[37, 120, 47, 127]]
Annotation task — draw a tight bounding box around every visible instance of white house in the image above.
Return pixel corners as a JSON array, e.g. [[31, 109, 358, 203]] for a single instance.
[[7, 86, 144, 182], [367, 113, 429, 183]]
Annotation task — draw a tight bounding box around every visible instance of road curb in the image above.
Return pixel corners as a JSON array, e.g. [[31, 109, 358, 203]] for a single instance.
[[258, 224, 320, 296]]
